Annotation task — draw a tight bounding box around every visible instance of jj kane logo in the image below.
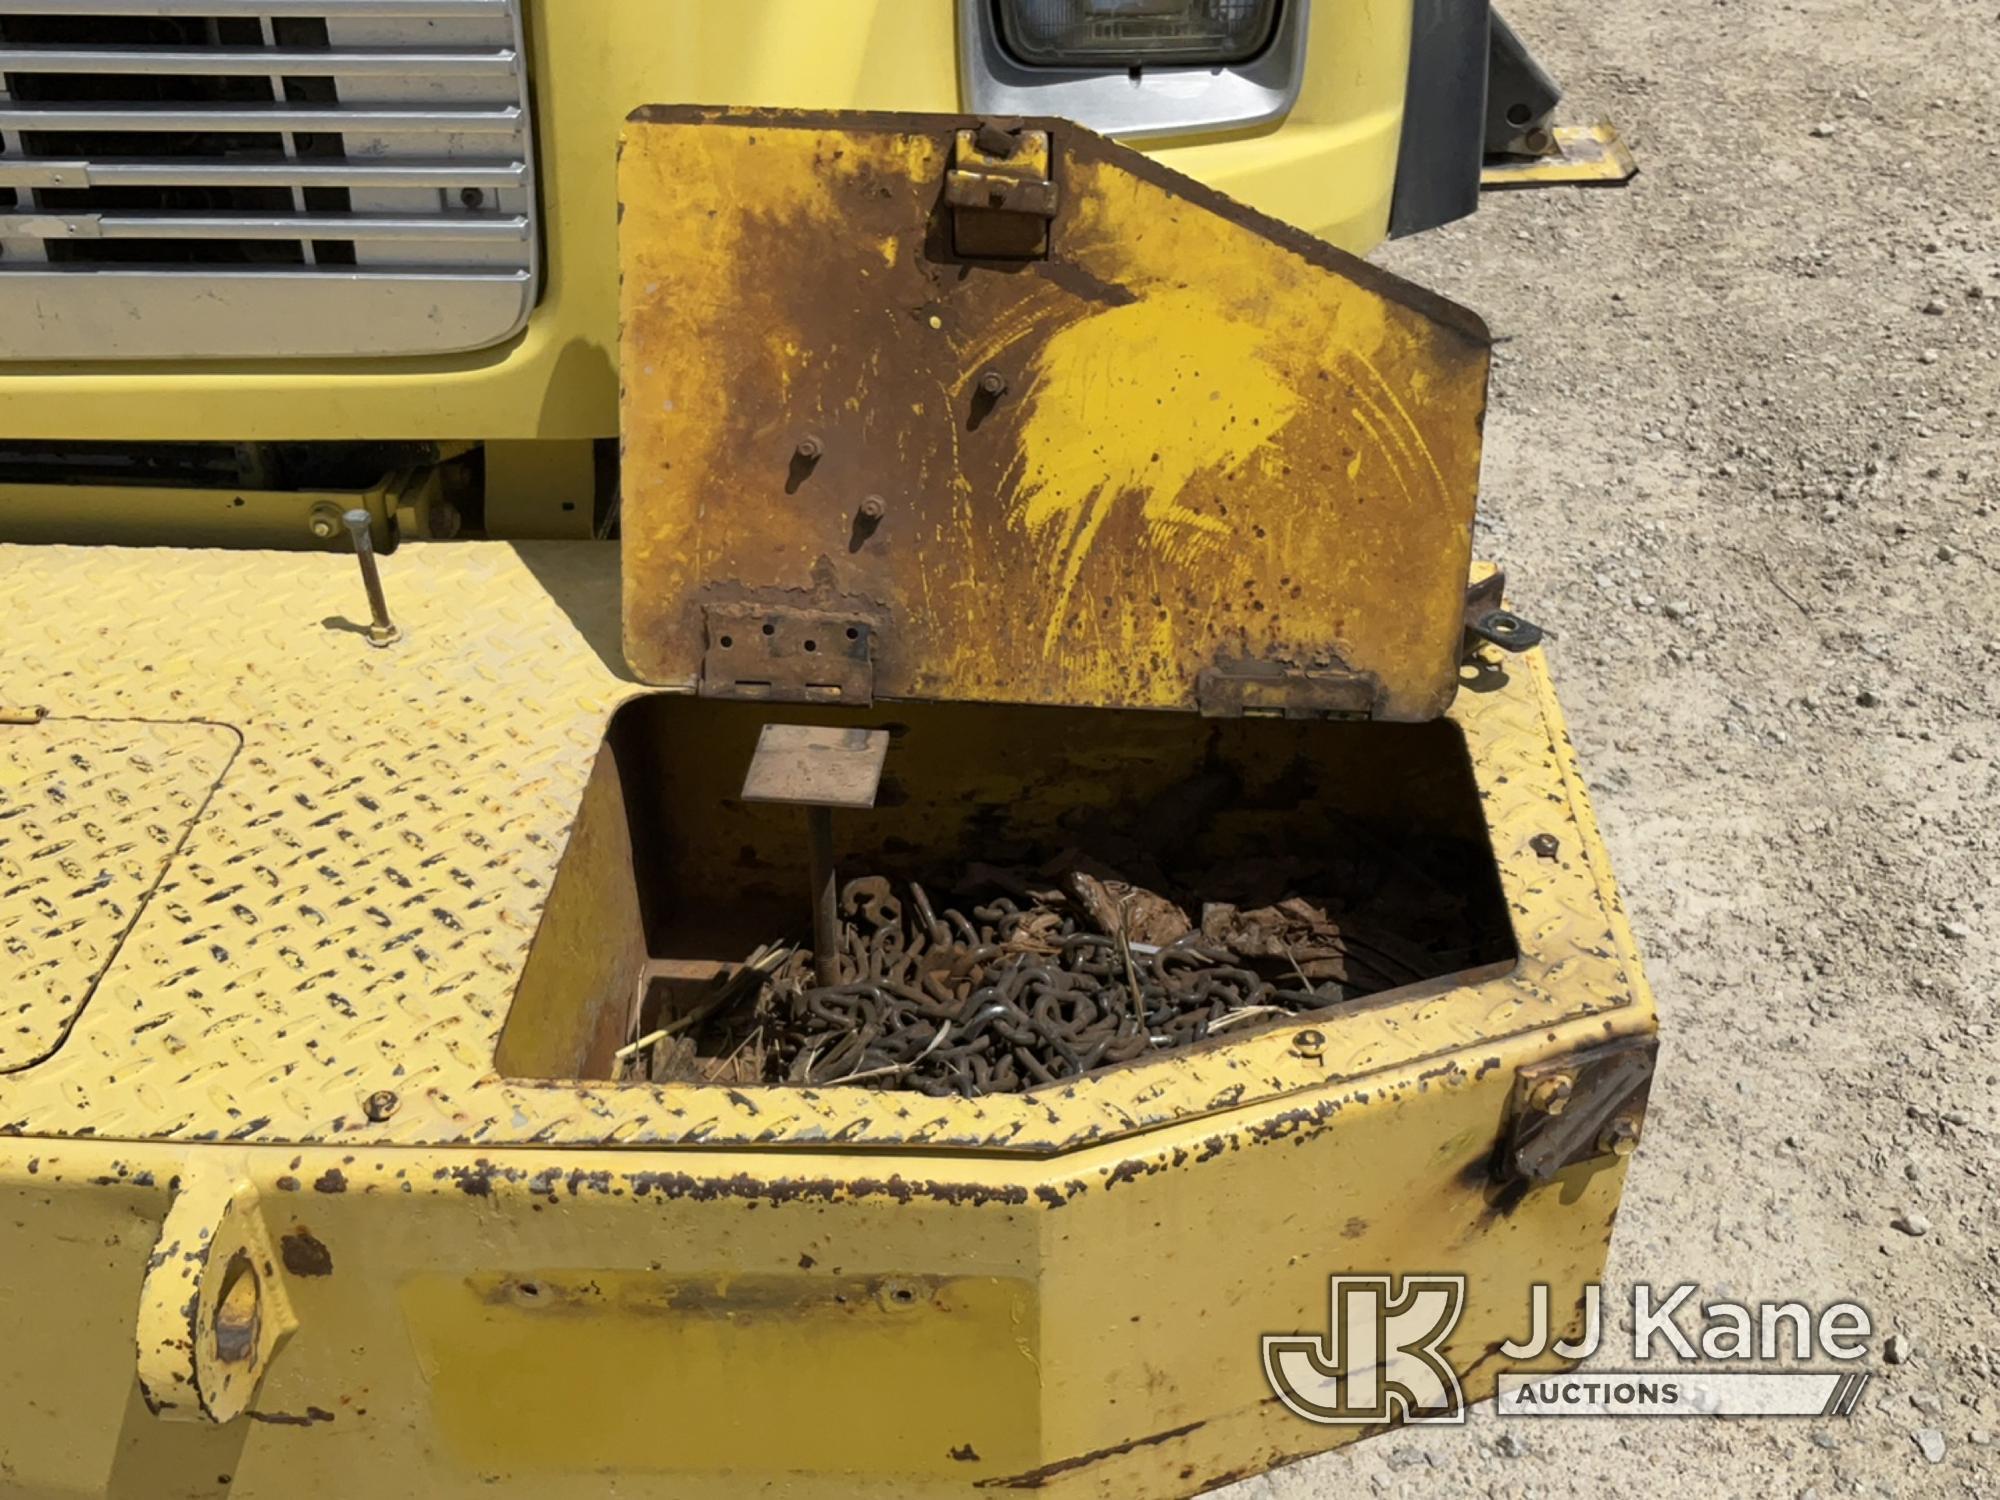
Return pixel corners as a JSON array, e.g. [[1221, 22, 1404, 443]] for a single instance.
[[1265, 1278, 1876, 1425]]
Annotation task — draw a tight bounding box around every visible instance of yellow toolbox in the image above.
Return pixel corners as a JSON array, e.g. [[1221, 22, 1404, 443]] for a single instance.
[[0, 110, 1655, 1497]]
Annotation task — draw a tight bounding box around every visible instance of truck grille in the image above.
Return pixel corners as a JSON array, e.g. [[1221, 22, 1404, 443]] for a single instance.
[[0, 0, 536, 359]]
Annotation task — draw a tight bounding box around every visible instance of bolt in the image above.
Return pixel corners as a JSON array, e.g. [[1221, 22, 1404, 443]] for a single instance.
[[342, 509, 400, 647], [1527, 1074, 1574, 1115], [795, 435, 824, 462], [459, 187, 485, 209], [858, 495, 887, 522], [1530, 833, 1561, 860], [363, 1089, 399, 1123], [1291, 1028, 1326, 1061], [978, 369, 1009, 399], [426, 498, 464, 540], [307, 504, 343, 540], [1598, 1116, 1641, 1157]]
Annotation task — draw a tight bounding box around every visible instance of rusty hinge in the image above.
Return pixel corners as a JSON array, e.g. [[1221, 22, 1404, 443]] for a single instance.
[[0, 704, 48, 726], [948, 120, 1057, 259], [1501, 1035, 1657, 1183], [1463, 569, 1545, 657], [1194, 660, 1383, 720], [698, 603, 875, 707]]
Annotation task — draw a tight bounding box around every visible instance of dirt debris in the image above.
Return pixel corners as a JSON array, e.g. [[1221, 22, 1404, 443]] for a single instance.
[[1229, 0, 2000, 1493]]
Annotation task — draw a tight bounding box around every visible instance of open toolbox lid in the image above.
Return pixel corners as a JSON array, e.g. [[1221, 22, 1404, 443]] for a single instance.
[[618, 107, 1494, 722]]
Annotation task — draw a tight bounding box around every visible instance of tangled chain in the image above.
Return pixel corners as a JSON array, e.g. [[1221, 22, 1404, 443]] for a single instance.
[[741, 879, 1346, 1096]]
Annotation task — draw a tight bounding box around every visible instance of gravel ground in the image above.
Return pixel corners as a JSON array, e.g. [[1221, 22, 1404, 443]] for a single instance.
[[1224, 0, 1999, 1495]]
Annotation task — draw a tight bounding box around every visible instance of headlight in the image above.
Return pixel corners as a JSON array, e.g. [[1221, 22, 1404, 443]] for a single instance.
[[996, 0, 1283, 67]]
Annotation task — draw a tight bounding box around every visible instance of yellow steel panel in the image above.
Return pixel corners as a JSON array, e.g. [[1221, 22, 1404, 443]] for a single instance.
[[0, 1064, 1634, 1494], [0, 717, 238, 1070], [0, 0, 1416, 447], [619, 109, 1491, 722], [0, 541, 1648, 1155], [404, 1270, 1040, 1477]]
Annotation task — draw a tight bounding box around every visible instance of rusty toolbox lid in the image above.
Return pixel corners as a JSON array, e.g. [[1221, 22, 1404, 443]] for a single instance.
[[618, 108, 1492, 722]]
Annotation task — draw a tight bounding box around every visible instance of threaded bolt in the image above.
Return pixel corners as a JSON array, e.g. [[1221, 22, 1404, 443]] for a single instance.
[[343, 509, 400, 648], [858, 495, 887, 522], [978, 369, 1009, 399]]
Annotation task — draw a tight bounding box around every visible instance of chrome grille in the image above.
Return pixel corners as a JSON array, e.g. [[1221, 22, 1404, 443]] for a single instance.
[[0, 0, 536, 359]]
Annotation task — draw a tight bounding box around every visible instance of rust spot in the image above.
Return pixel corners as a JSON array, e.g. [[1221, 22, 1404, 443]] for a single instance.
[[977, 1420, 1205, 1489], [247, 1406, 335, 1426], [622, 1171, 1030, 1208], [310, 1168, 346, 1194], [280, 1227, 334, 1278], [1340, 1216, 1369, 1239], [950, 1443, 982, 1462]]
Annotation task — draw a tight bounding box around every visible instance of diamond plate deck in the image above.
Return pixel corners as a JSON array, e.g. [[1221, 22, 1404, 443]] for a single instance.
[[0, 541, 1649, 1153]]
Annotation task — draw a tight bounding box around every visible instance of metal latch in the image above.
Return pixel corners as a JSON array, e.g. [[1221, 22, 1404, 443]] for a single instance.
[[699, 603, 875, 706], [1502, 1035, 1656, 1183], [947, 121, 1057, 259]]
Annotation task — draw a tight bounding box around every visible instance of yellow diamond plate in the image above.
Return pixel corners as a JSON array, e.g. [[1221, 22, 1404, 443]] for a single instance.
[[0, 542, 1650, 1154]]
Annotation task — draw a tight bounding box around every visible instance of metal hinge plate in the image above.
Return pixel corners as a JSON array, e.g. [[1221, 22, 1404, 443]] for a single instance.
[[1194, 661, 1383, 720], [948, 121, 1057, 259], [1503, 1035, 1657, 1183], [698, 603, 875, 706]]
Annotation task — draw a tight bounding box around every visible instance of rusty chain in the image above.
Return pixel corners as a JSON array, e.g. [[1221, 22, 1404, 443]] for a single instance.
[[730, 878, 1361, 1097]]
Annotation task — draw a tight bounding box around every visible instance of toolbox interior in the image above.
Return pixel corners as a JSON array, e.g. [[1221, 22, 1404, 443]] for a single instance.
[[497, 694, 1519, 1085]]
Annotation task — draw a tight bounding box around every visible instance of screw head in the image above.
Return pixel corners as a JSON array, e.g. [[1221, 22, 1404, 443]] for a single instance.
[[978, 369, 1009, 398], [858, 495, 887, 522], [1598, 1116, 1641, 1157], [1530, 833, 1561, 860], [795, 435, 824, 462], [363, 1089, 399, 1122], [460, 187, 485, 209], [1527, 1074, 1574, 1116]]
